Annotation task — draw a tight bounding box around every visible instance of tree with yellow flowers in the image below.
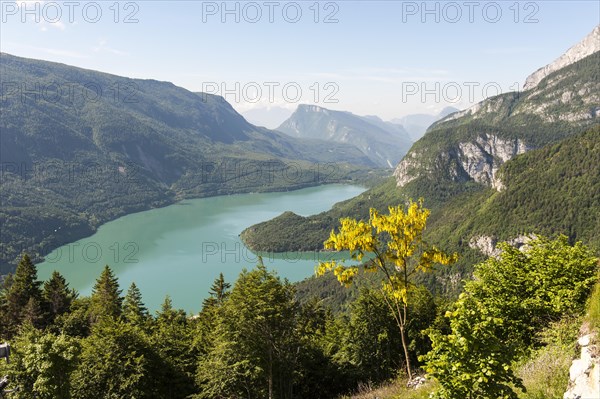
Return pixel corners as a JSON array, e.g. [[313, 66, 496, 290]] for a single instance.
[[317, 199, 457, 381]]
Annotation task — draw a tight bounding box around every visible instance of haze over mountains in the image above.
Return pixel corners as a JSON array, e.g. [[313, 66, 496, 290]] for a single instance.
[[241, 106, 294, 129], [391, 107, 459, 141], [277, 105, 413, 167], [242, 105, 459, 143]]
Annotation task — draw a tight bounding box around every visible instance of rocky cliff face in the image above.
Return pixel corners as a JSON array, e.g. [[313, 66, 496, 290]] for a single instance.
[[457, 134, 528, 188], [525, 25, 600, 90], [394, 26, 599, 190], [394, 133, 529, 189], [468, 235, 535, 257]]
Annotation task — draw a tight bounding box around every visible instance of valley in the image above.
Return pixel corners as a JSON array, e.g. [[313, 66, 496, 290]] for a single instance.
[[0, 7, 599, 399]]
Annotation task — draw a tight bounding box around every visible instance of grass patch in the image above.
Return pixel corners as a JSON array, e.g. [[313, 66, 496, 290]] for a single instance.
[[586, 274, 600, 332], [338, 377, 437, 399], [517, 344, 573, 399], [516, 316, 581, 399]]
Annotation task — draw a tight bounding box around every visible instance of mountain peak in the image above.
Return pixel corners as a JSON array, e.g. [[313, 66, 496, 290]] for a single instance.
[[524, 25, 600, 90], [297, 104, 329, 114], [278, 105, 412, 168]]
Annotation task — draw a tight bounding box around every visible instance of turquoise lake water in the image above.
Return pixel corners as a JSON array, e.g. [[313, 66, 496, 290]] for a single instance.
[[38, 184, 365, 313]]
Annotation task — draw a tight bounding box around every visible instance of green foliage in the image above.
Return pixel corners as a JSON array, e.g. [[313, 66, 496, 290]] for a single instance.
[[423, 236, 599, 399], [0, 256, 405, 398], [70, 320, 158, 399], [196, 264, 299, 399], [0, 254, 44, 337], [1, 327, 80, 399], [201, 272, 231, 310], [89, 265, 123, 323], [123, 282, 149, 328], [334, 287, 436, 383], [52, 297, 91, 337], [293, 297, 353, 398], [467, 235, 598, 349], [586, 275, 600, 332], [342, 289, 404, 382], [423, 293, 525, 399], [43, 271, 77, 325], [151, 296, 198, 398]]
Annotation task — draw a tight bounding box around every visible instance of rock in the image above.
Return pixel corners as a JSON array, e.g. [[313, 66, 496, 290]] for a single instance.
[[469, 235, 535, 258], [393, 151, 424, 187], [457, 134, 528, 188], [578, 335, 591, 347], [406, 376, 427, 390], [570, 358, 590, 381], [564, 333, 599, 399], [394, 134, 528, 189], [525, 25, 600, 90]]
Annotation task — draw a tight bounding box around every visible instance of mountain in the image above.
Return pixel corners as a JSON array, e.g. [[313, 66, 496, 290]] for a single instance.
[[241, 27, 600, 293], [0, 53, 375, 272], [390, 107, 459, 141], [394, 49, 599, 191], [241, 106, 294, 129], [524, 25, 600, 90], [277, 105, 413, 168]]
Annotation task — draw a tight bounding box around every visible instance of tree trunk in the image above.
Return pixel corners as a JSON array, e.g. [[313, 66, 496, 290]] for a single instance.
[[268, 345, 273, 399], [399, 317, 413, 381]]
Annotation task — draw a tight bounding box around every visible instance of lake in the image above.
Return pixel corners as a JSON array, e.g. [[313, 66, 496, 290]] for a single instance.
[[38, 184, 366, 313]]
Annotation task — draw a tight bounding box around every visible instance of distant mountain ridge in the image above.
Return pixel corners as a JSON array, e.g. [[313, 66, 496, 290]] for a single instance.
[[277, 105, 413, 167], [390, 107, 459, 141]]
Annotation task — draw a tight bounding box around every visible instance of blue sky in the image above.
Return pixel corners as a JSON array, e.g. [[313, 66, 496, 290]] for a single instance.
[[1, 1, 598, 119]]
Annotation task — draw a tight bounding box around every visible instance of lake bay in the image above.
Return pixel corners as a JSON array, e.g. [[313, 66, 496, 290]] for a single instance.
[[38, 184, 366, 313]]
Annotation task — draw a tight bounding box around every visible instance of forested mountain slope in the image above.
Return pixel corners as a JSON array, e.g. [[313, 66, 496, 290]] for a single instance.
[[0, 53, 374, 272]]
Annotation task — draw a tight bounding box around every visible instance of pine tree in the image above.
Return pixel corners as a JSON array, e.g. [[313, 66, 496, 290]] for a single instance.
[[0, 253, 43, 337], [43, 271, 77, 324], [152, 296, 197, 398], [197, 264, 299, 399], [123, 282, 148, 327], [202, 273, 231, 310], [89, 265, 122, 323], [156, 295, 186, 325]]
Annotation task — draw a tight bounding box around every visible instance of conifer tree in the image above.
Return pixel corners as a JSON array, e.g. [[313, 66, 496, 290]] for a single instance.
[[202, 273, 231, 309], [0, 254, 43, 337], [43, 271, 77, 324], [89, 265, 122, 322], [123, 282, 148, 327]]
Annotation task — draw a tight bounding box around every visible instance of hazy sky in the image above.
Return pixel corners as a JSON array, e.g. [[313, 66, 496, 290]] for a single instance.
[[1, 1, 598, 119]]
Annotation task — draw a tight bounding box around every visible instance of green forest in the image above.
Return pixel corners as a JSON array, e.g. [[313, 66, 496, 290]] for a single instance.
[[1, 204, 598, 398]]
